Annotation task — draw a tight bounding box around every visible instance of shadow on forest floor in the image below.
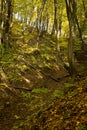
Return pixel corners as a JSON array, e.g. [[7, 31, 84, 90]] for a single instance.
[[0, 29, 87, 130]]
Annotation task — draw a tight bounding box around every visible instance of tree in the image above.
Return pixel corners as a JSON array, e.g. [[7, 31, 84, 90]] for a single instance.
[[82, 0, 87, 18], [0, 0, 13, 51], [65, 0, 76, 79]]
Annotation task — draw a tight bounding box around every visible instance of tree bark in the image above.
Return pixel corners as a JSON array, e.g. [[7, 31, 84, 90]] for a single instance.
[[0, 0, 13, 51], [82, 0, 87, 18], [65, 0, 76, 79], [54, 0, 60, 58]]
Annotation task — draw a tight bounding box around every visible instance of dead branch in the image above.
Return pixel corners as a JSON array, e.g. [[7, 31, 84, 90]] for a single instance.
[[21, 60, 69, 82], [0, 67, 18, 95], [14, 87, 32, 91]]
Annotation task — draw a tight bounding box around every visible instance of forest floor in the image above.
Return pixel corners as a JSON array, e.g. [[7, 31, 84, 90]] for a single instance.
[[0, 26, 87, 130]]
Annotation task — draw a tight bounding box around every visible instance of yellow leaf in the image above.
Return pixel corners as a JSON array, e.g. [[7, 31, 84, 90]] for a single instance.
[[14, 115, 20, 119], [76, 121, 80, 126]]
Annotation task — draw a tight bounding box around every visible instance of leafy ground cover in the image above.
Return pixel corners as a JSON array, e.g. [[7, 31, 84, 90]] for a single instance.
[[0, 26, 87, 130]]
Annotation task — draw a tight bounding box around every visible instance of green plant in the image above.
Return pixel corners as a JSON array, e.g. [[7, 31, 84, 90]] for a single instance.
[[32, 88, 48, 94], [64, 83, 74, 88], [78, 125, 87, 130], [53, 90, 64, 98]]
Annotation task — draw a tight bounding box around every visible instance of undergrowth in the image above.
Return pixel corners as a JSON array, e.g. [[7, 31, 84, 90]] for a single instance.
[[0, 25, 87, 130]]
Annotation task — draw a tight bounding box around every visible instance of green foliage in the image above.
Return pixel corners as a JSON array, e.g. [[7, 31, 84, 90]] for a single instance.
[[53, 90, 64, 98], [64, 83, 74, 88], [21, 91, 31, 99], [32, 88, 48, 94], [0, 44, 4, 57], [64, 83, 76, 95], [1, 53, 17, 62], [78, 125, 87, 130]]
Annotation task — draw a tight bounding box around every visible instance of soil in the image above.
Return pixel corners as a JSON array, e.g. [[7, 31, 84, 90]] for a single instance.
[[0, 65, 70, 130]]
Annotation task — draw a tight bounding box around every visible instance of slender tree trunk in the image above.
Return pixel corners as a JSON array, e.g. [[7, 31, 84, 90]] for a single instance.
[[54, 0, 60, 53], [0, 0, 13, 51], [82, 0, 87, 18], [71, 0, 85, 49], [82, 0, 87, 41], [65, 0, 76, 79]]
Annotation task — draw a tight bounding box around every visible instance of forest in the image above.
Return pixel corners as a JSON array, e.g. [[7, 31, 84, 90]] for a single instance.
[[0, 0, 87, 129]]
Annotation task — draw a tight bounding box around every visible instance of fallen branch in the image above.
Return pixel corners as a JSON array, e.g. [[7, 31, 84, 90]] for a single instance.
[[14, 87, 32, 91], [0, 67, 18, 95], [36, 69, 69, 82], [18, 72, 31, 84], [21, 59, 70, 82]]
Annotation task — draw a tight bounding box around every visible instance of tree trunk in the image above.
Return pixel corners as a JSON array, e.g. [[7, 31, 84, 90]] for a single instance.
[[65, 0, 76, 79], [54, 0, 60, 54], [0, 0, 13, 51], [82, 0, 87, 18]]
